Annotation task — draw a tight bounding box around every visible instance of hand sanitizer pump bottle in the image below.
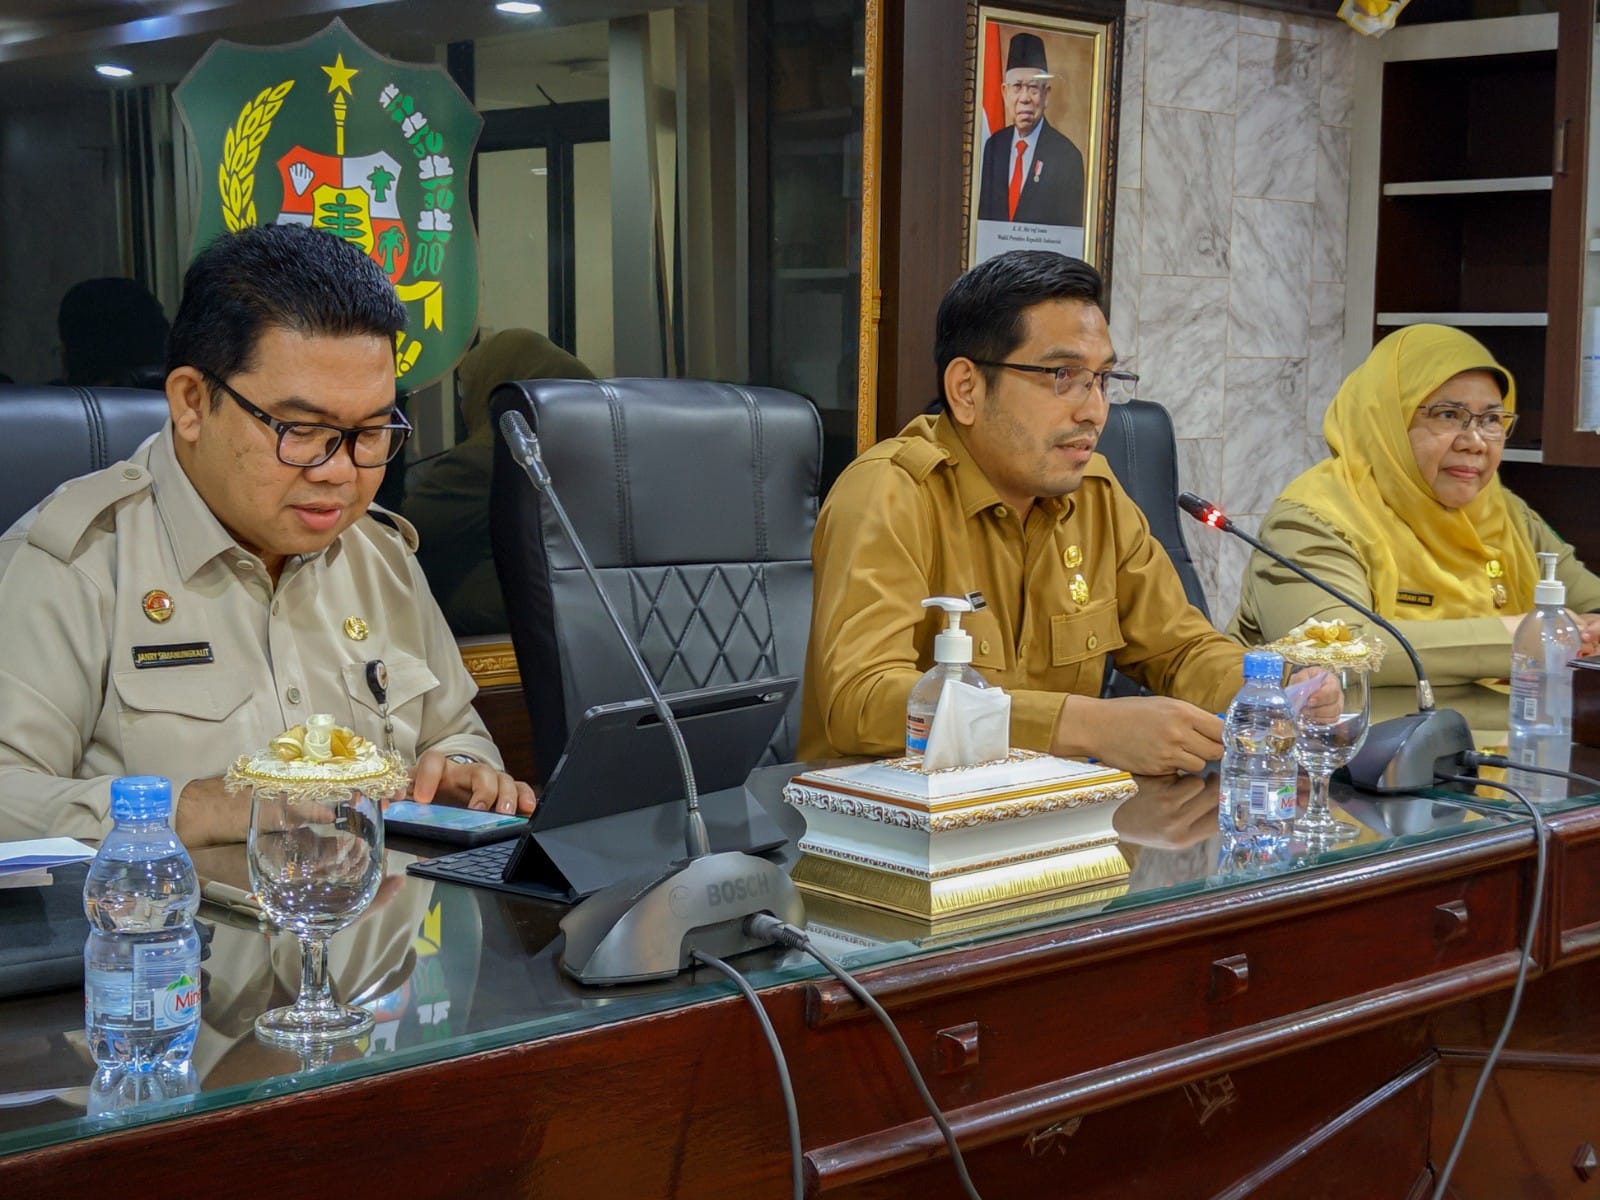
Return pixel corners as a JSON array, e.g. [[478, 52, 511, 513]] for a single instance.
[[1508, 551, 1582, 803], [905, 594, 990, 759]]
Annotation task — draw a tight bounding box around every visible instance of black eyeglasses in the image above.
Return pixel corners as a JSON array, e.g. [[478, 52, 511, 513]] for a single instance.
[[201, 369, 411, 468], [970, 361, 1139, 405]]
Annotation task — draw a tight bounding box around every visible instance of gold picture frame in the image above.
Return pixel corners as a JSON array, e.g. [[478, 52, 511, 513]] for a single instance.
[[964, 5, 1116, 272]]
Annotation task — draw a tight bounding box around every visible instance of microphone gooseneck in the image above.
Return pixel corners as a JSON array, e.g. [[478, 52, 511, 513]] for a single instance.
[[500, 410, 710, 858], [1177, 492, 1434, 712]]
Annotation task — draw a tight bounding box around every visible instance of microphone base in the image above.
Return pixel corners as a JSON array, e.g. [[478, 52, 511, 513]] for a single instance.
[[1339, 708, 1475, 794], [558, 852, 806, 986]]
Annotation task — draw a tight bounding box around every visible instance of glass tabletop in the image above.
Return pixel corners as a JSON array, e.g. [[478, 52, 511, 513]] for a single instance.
[[0, 762, 1546, 1157]]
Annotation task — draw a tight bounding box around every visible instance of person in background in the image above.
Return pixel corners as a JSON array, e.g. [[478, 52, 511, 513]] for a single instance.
[[57, 277, 171, 387], [405, 328, 595, 636], [1230, 323, 1600, 732], [800, 250, 1247, 777], [0, 223, 536, 845]]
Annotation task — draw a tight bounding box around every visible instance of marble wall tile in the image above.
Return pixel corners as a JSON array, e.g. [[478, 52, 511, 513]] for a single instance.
[[1142, 106, 1233, 277], [1306, 280, 1347, 432], [1138, 274, 1229, 438], [1234, 35, 1318, 202], [1145, 0, 1239, 114], [1313, 124, 1350, 283], [1109, 186, 1143, 369], [1239, 7, 1322, 40], [1222, 356, 1310, 514], [1119, 9, 1147, 190], [1228, 196, 1313, 357], [1319, 21, 1356, 128], [1212, 519, 1259, 626], [1175, 435, 1224, 611]]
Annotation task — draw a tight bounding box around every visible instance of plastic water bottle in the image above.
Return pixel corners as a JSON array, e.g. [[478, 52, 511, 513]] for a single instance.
[[906, 595, 989, 757], [1509, 552, 1582, 804], [84, 776, 202, 1077], [1219, 650, 1299, 871]]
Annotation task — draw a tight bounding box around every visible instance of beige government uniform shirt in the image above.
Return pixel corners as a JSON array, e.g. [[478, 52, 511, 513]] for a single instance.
[[0, 427, 500, 842], [1229, 493, 1600, 735], [799, 415, 1246, 760]]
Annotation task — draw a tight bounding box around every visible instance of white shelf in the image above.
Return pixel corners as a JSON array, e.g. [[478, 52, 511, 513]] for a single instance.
[[1382, 177, 1551, 196], [1375, 312, 1548, 327], [1589, 238, 1600, 253], [1500, 447, 1544, 464]]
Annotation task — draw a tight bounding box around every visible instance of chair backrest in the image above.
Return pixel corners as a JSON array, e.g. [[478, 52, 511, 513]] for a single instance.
[[1096, 398, 1209, 619], [0, 385, 170, 532], [489, 377, 822, 784]]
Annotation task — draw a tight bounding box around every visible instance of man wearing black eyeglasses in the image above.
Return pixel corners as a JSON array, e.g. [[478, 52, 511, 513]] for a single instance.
[[799, 250, 1247, 776], [0, 223, 535, 845]]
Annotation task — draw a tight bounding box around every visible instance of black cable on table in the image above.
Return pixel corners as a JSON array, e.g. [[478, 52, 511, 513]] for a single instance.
[[690, 949, 804, 1200], [1428, 773, 1548, 1200]]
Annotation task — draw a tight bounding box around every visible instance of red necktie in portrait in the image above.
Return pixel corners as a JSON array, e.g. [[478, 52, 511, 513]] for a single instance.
[[1008, 138, 1028, 220]]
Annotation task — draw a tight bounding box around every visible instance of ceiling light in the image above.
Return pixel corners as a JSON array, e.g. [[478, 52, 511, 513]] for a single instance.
[[95, 64, 133, 79], [496, 2, 543, 13]]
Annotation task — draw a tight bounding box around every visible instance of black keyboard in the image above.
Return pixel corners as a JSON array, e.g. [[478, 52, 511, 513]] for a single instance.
[[407, 839, 572, 902]]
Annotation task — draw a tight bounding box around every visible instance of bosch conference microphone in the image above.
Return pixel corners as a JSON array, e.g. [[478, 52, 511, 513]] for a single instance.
[[1178, 492, 1473, 793], [499, 410, 804, 985]]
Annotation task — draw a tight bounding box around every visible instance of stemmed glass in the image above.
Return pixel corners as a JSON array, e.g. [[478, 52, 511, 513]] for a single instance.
[[247, 785, 385, 1045], [1290, 665, 1370, 845]]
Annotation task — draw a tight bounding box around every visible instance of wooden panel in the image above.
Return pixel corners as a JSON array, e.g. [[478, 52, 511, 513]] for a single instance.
[[878, 0, 968, 436], [1431, 1051, 1600, 1197], [1541, 0, 1600, 468], [1379, 54, 1557, 183], [816, 1026, 1432, 1200], [1498, 462, 1600, 564]]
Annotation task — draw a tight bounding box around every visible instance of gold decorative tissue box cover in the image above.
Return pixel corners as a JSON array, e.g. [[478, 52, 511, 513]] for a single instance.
[[224, 714, 409, 802], [782, 750, 1136, 921]]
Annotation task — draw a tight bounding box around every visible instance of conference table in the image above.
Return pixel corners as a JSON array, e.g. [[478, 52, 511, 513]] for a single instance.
[[3, 762, 1599, 1199]]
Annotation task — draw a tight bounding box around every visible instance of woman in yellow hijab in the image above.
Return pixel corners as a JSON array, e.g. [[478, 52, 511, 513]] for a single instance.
[[1230, 324, 1600, 733]]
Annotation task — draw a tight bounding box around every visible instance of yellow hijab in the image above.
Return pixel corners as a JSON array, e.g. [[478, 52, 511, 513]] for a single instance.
[[1280, 324, 1535, 619]]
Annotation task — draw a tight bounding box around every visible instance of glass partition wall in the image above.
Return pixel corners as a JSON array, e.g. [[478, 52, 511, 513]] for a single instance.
[[0, 0, 867, 520]]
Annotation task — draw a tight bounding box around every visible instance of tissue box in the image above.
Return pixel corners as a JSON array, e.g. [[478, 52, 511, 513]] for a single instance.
[[782, 751, 1137, 920]]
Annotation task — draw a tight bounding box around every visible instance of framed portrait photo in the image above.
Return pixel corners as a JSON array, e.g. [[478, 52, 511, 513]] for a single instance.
[[966, 5, 1117, 271]]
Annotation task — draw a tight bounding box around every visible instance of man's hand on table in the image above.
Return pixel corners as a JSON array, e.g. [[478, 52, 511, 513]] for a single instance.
[[410, 750, 537, 816], [1052, 695, 1224, 776]]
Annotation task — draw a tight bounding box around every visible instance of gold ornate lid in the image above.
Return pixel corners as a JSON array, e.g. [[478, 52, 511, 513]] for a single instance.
[[1263, 618, 1386, 672], [224, 713, 408, 795]]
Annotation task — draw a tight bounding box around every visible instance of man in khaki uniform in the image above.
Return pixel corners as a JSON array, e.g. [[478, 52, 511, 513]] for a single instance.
[[799, 251, 1247, 775], [0, 224, 536, 845]]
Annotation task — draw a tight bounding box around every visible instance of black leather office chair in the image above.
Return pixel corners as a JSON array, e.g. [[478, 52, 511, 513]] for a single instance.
[[0, 385, 170, 532], [489, 378, 823, 784], [1095, 398, 1211, 698], [1096, 398, 1209, 618]]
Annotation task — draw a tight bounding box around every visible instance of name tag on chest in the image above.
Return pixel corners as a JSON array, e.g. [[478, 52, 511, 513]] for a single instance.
[[1395, 590, 1434, 607], [132, 642, 215, 669]]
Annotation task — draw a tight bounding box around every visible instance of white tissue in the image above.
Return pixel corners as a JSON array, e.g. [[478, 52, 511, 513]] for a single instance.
[[921, 680, 1012, 771]]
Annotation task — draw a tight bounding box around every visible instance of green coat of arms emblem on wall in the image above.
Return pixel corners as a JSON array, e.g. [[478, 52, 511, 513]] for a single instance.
[[177, 19, 482, 389]]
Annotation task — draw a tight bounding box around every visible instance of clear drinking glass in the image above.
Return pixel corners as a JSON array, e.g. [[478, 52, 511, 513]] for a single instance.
[[246, 785, 385, 1045], [1290, 665, 1370, 845]]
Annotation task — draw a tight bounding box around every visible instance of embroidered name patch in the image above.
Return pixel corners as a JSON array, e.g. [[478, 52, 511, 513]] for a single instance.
[[132, 642, 215, 669], [1396, 590, 1434, 607]]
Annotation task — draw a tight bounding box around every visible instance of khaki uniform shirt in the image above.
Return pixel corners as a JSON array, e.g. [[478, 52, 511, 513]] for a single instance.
[[1229, 493, 1600, 735], [0, 427, 500, 842], [798, 415, 1246, 760]]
